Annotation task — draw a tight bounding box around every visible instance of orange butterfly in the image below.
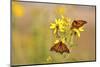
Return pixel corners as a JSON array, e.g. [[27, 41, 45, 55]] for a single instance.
[[71, 20, 87, 29], [50, 41, 70, 54]]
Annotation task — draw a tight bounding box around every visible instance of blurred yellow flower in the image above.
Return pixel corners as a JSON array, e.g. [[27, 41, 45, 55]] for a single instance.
[[56, 6, 66, 15], [73, 26, 84, 37], [12, 2, 24, 17], [46, 56, 52, 62]]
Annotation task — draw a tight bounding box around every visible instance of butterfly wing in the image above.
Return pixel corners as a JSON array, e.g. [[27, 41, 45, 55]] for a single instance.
[[72, 20, 87, 29], [50, 41, 70, 54]]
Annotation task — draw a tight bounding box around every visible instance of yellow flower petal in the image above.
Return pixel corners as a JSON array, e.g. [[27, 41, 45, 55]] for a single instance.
[[50, 23, 56, 29], [59, 27, 65, 32], [60, 29, 64, 32], [79, 26, 84, 31], [73, 28, 80, 37], [61, 16, 72, 26], [59, 24, 65, 32], [55, 19, 58, 24], [54, 40, 59, 44], [55, 18, 59, 24], [61, 15, 64, 19], [58, 19, 61, 24], [54, 29, 57, 34]]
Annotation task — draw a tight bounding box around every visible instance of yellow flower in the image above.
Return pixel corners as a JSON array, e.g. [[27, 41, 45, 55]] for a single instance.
[[12, 2, 24, 17], [50, 16, 71, 34], [73, 26, 84, 37], [50, 18, 65, 34], [46, 56, 52, 62], [56, 6, 66, 15]]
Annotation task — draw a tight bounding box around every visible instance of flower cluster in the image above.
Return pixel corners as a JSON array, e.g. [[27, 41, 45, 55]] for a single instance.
[[50, 16, 87, 54]]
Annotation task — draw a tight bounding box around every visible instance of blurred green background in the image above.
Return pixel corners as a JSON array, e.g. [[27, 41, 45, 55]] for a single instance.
[[12, 1, 96, 65]]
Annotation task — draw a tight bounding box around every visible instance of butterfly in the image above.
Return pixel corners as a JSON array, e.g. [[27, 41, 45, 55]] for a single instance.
[[50, 41, 70, 54], [71, 20, 87, 29]]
